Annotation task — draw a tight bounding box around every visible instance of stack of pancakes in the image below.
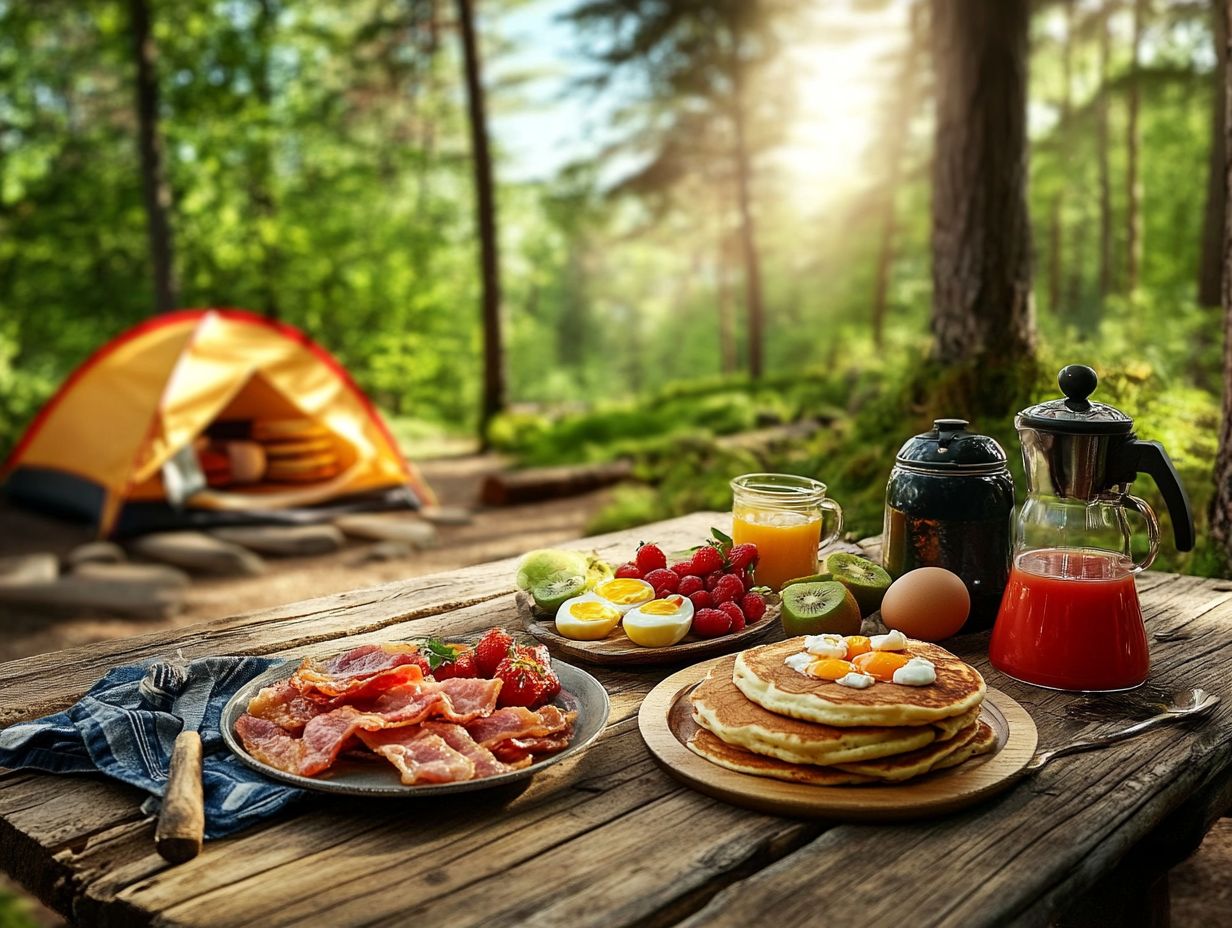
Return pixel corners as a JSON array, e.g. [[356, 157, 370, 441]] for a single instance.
[[252, 419, 341, 483], [688, 638, 996, 785]]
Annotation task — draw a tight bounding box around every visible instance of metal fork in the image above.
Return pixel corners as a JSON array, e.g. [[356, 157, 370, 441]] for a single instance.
[[1026, 688, 1221, 773]]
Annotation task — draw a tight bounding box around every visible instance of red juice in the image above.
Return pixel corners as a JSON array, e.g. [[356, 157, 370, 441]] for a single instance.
[[989, 548, 1149, 691]]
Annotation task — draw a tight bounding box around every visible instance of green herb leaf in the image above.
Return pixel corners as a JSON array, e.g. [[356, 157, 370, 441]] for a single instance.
[[711, 527, 733, 551], [416, 638, 461, 670]]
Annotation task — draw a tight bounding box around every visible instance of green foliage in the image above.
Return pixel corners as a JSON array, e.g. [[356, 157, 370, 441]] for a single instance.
[[0, 891, 42, 928]]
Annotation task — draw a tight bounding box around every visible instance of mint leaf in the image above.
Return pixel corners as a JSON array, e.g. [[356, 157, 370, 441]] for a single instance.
[[711, 527, 733, 552]]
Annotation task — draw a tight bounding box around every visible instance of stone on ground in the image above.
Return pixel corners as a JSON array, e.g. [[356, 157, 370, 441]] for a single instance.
[[350, 541, 413, 564], [210, 524, 344, 557], [418, 506, 473, 526], [65, 541, 126, 568], [72, 561, 191, 589], [0, 573, 185, 619], [0, 553, 58, 587], [333, 514, 437, 548], [129, 531, 266, 576]]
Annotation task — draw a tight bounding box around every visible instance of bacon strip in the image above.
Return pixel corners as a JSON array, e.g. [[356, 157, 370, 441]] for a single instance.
[[464, 705, 575, 748], [246, 679, 330, 734], [358, 727, 476, 784], [421, 722, 510, 778]]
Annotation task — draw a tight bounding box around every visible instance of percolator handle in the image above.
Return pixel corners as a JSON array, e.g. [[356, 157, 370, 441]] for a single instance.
[[1132, 440, 1195, 552]]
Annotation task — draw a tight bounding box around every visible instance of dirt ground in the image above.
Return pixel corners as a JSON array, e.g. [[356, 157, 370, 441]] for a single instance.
[[0, 453, 1228, 925]]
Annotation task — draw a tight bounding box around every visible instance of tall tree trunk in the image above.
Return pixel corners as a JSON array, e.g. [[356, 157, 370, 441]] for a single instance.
[[1210, 0, 1232, 563], [455, 0, 504, 440], [128, 0, 178, 314], [1098, 4, 1114, 306], [929, 0, 1035, 365], [729, 26, 765, 380], [253, 0, 280, 320], [1126, 0, 1146, 294], [1048, 0, 1075, 315], [1201, 0, 1228, 307], [871, 1, 925, 348], [714, 190, 737, 374]]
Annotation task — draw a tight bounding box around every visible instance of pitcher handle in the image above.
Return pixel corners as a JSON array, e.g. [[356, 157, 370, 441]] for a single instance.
[[1123, 494, 1161, 573], [818, 498, 844, 550]]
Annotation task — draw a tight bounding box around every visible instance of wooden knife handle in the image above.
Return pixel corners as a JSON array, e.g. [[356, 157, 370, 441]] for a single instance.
[[155, 731, 204, 864]]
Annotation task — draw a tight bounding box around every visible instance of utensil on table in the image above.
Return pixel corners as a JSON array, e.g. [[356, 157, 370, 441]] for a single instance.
[[141, 656, 209, 863], [1025, 688, 1220, 773]]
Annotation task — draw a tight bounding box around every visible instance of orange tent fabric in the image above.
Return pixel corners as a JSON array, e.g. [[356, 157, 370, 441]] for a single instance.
[[3, 309, 434, 535]]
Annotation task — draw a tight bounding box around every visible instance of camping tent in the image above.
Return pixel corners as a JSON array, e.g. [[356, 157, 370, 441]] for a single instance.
[[2, 309, 435, 536]]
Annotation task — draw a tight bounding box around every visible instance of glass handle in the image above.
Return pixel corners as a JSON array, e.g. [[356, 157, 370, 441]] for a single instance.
[[818, 497, 844, 550], [1123, 494, 1161, 573]]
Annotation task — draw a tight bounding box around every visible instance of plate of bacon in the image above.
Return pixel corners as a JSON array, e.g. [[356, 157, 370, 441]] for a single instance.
[[222, 628, 610, 795]]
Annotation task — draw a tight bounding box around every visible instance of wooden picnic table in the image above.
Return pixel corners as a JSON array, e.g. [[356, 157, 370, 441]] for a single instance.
[[0, 511, 1230, 928]]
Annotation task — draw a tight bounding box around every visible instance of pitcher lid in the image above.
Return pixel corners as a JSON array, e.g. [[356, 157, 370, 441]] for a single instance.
[[895, 418, 1008, 473], [1017, 365, 1133, 435]]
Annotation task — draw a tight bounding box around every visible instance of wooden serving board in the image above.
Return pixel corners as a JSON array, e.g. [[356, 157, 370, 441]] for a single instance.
[[639, 657, 1038, 822], [517, 590, 777, 666]]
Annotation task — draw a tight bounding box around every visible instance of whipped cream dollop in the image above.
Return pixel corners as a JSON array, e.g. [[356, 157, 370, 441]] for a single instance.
[[783, 652, 815, 673], [803, 633, 848, 659], [835, 671, 875, 689], [891, 657, 937, 686], [870, 629, 910, 652]]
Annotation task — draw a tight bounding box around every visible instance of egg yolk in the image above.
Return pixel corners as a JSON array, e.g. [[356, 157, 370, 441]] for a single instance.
[[595, 579, 654, 605], [807, 658, 857, 681], [569, 601, 621, 622], [853, 651, 910, 681], [844, 636, 872, 659], [640, 596, 683, 615]]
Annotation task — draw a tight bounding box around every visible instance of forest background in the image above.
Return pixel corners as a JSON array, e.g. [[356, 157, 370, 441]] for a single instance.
[[1, 0, 1228, 575]]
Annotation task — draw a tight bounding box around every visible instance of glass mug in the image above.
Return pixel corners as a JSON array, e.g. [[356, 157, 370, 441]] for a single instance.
[[730, 473, 844, 591]]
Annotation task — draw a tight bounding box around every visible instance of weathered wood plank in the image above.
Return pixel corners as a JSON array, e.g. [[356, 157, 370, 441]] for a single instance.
[[672, 573, 1232, 928]]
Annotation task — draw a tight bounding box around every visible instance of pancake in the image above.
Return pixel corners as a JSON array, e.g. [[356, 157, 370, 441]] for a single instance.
[[933, 705, 981, 740], [929, 720, 999, 772], [686, 727, 874, 786], [691, 656, 938, 765], [833, 721, 983, 781], [734, 637, 985, 727]]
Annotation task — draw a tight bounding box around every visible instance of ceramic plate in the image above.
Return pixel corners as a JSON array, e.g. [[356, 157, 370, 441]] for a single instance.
[[221, 654, 610, 796]]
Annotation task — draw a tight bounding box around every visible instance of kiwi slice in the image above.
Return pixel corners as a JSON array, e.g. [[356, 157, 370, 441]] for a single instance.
[[531, 574, 588, 613], [516, 549, 589, 591], [780, 581, 862, 637], [824, 552, 892, 617], [781, 572, 833, 589]]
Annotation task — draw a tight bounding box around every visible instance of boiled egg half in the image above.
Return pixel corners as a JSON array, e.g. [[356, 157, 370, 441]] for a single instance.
[[555, 596, 623, 641], [623, 595, 695, 648], [592, 578, 655, 614]]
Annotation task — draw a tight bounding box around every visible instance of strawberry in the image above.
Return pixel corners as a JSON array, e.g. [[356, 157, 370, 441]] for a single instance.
[[678, 575, 705, 597], [712, 573, 745, 605], [644, 568, 679, 596], [635, 543, 667, 574], [431, 646, 478, 680], [494, 650, 560, 709], [689, 544, 724, 577], [718, 601, 746, 633], [615, 562, 643, 579], [727, 543, 759, 572], [688, 590, 714, 609], [741, 592, 768, 623], [693, 607, 732, 639], [670, 561, 695, 578], [475, 627, 514, 678]]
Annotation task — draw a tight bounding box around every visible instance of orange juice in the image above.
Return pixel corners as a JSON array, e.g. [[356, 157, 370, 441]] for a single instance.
[[732, 508, 822, 591]]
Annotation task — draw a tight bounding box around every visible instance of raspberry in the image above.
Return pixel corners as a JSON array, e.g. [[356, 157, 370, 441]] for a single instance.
[[670, 561, 695, 578], [635, 543, 667, 574], [727, 543, 759, 572], [741, 592, 767, 622], [688, 590, 714, 609], [718, 601, 746, 633], [692, 608, 732, 639], [643, 568, 679, 596], [712, 574, 745, 605], [678, 575, 705, 596], [705, 572, 723, 591], [689, 544, 724, 576], [615, 562, 642, 579]]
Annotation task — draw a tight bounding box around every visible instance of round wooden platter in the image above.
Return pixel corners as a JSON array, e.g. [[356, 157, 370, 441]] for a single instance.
[[639, 656, 1038, 822], [517, 590, 778, 666]]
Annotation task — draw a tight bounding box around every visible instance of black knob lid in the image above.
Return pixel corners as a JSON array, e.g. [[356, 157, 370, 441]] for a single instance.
[[1058, 365, 1097, 411], [933, 418, 969, 431]]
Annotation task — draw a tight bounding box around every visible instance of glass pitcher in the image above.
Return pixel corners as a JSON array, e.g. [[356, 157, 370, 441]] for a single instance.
[[989, 365, 1195, 692]]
